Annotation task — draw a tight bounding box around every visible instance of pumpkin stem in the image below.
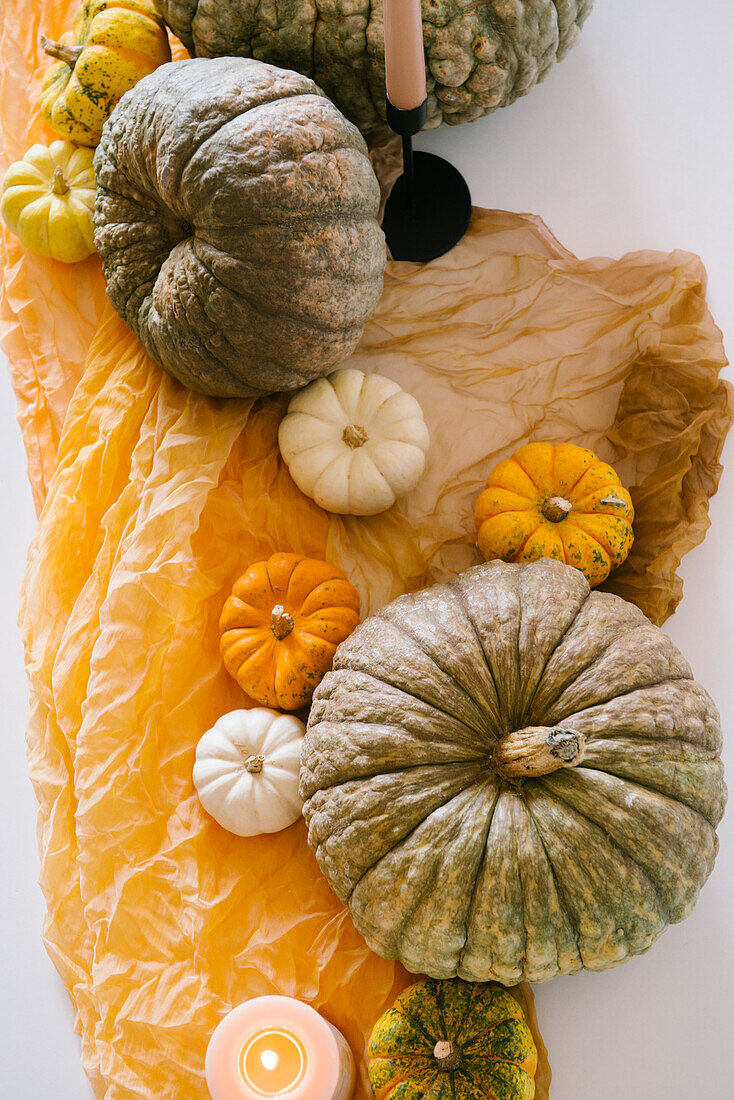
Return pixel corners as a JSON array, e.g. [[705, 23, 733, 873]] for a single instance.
[[541, 496, 573, 523], [51, 166, 69, 196], [40, 34, 83, 69], [271, 604, 295, 641], [493, 726, 586, 780], [433, 1040, 463, 1072], [244, 753, 265, 774], [342, 424, 368, 449]]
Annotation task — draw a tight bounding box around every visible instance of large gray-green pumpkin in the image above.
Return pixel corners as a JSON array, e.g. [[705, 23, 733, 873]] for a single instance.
[[94, 57, 385, 398], [300, 558, 726, 984], [158, 0, 594, 133]]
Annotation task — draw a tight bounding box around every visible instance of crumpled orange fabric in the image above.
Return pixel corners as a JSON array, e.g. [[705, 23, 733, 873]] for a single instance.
[[3, 4, 733, 1100]]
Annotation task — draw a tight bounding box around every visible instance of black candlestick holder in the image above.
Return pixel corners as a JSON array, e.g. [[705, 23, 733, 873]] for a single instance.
[[381, 96, 472, 263]]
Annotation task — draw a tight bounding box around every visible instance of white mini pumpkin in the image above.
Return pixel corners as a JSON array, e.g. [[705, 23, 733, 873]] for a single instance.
[[278, 369, 430, 515], [193, 709, 305, 836]]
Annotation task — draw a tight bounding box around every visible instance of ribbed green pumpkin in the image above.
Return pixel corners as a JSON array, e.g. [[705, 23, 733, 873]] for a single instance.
[[368, 978, 537, 1100], [157, 0, 595, 133], [301, 558, 726, 985]]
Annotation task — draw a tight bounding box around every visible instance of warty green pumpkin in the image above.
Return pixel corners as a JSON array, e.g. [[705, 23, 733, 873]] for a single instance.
[[368, 978, 538, 1100], [93, 57, 386, 397], [157, 1, 594, 135], [300, 558, 726, 985]]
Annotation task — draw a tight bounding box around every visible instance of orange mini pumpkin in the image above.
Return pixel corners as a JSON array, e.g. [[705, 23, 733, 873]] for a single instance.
[[219, 553, 361, 710], [474, 442, 634, 587]]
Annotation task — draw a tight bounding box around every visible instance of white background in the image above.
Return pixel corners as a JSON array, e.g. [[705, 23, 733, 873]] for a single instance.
[[2, 1, 733, 1096]]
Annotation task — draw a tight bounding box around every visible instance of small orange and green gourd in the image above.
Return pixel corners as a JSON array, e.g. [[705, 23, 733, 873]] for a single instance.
[[39, 0, 171, 147], [219, 553, 361, 711], [474, 442, 634, 587], [368, 978, 537, 1100]]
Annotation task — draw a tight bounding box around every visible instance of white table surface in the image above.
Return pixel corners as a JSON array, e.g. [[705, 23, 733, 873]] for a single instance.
[[2, 2, 733, 1096]]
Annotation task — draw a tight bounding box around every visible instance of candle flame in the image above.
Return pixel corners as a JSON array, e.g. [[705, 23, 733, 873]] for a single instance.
[[240, 1028, 307, 1093]]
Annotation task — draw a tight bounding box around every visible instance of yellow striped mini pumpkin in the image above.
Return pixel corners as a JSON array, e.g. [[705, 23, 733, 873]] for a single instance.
[[474, 442, 634, 587], [39, 0, 171, 147]]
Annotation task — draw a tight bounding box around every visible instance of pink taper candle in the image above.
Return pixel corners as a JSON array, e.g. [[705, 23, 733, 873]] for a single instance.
[[384, 0, 427, 111]]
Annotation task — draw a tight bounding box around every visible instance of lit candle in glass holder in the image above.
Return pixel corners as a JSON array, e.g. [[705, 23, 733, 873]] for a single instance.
[[205, 996, 355, 1100]]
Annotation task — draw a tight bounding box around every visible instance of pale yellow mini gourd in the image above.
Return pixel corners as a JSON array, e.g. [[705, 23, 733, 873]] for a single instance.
[[1, 141, 96, 262]]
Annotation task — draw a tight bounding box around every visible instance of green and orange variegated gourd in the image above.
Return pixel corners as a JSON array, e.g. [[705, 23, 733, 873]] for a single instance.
[[39, 0, 171, 146], [301, 558, 726, 985], [368, 978, 537, 1100], [474, 442, 634, 587]]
